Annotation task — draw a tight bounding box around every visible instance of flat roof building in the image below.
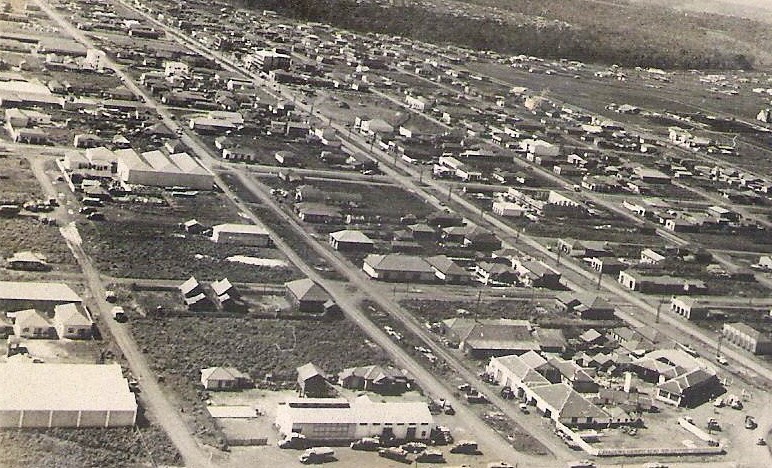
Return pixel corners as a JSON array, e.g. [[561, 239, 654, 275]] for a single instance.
[[211, 223, 271, 246], [0, 363, 137, 428], [275, 396, 433, 442]]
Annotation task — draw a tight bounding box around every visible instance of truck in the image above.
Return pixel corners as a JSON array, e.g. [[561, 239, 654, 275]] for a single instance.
[[415, 449, 445, 463], [350, 436, 380, 451], [110, 306, 127, 322], [278, 432, 308, 449], [298, 447, 334, 464]]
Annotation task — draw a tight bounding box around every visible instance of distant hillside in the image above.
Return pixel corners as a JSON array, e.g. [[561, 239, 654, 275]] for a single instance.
[[233, 0, 769, 69]]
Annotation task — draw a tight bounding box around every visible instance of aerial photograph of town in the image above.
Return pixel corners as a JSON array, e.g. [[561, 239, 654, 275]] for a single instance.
[[0, 0, 771, 467]]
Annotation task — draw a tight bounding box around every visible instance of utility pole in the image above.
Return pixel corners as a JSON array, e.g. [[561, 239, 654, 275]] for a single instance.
[[555, 246, 562, 266], [475, 290, 482, 323], [447, 185, 452, 203], [717, 334, 723, 357], [596, 267, 603, 290], [655, 297, 665, 323]]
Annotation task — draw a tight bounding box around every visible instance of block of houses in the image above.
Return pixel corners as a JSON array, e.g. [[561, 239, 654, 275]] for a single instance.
[[296, 362, 328, 397], [362, 254, 436, 282], [670, 296, 709, 321], [52, 303, 92, 340], [328, 230, 374, 252], [632, 349, 703, 383], [11, 309, 55, 339], [441, 318, 540, 358], [487, 352, 551, 398], [655, 368, 721, 408], [425, 255, 470, 284], [555, 292, 616, 320], [285, 278, 331, 313], [210, 223, 271, 247], [722, 322, 772, 355], [618, 271, 707, 294], [200, 367, 253, 390], [338, 365, 410, 395]]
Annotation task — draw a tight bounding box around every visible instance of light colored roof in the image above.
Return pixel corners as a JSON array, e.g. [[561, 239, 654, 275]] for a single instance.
[[6, 251, 47, 263], [178, 276, 200, 296], [85, 146, 116, 164], [168, 152, 211, 176], [277, 395, 432, 425], [530, 383, 608, 420], [329, 230, 373, 244], [115, 148, 152, 171], [657, 368, 717, 394], [0, 363, 136, 412], [211, 278, 233, 296], [364, 254, 434, 273], [142, 150, 181, 173], [285, 278, 330, 302], [53, 303, 92, 327], [0, 282, 81, 303], [201, 366, 250, 382], [724, 322, 766, 341], [12, 309, 51, 329], [297, 362, 326, 381], [212, 223, 269, 236]]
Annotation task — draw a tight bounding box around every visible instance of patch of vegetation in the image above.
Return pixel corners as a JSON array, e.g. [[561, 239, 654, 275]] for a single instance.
[[233, 0, 761, 69], [0, 425, 181, 468]]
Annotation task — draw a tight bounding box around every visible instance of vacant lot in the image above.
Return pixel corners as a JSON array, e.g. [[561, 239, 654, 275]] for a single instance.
[[77, 192, 297, 282], [130, 316, 390, 383], [0, 424, 181, 468]]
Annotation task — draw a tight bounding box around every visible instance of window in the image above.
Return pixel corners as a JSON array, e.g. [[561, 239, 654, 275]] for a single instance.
[[358, 423, 367, 426], [397, 423, 405, 426]]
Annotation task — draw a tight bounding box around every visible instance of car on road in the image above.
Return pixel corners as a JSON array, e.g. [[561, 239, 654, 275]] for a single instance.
[[298, 447, 334, 464], [745, 415, 758, 430], [716, 355, 728, 365]]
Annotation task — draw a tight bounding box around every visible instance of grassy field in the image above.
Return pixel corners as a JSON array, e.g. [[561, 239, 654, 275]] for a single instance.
[[77, 192, 298, 282], [0, 425, 181, 468]]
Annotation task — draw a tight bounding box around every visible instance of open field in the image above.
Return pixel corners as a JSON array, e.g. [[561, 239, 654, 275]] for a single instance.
[[0, 424, 181, 468], [77, 191, 298, 282]]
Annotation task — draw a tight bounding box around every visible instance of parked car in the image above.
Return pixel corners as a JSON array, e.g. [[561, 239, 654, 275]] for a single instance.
[[378, 447, 408, 462], [401, 441, 427, 453], [298, 447, 334, 464], [745, 415, 758, 430], [450, 440, 481, 455], [351, 437, 380, 451], [278, 433, 308, 449], [566, 460, 596, 468], [415, 449, 444, 463]]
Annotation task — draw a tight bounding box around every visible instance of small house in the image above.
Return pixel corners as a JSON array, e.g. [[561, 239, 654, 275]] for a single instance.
[[296, 362, 328, 397], [328, 230, 374, 252], [200, 367, 253, 390], [11, 309, 55, 339], [52, 303, 92, 340], [285, 278, 330, 313]]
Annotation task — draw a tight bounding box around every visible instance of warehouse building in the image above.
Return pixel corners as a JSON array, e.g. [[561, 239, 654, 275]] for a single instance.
[[210, 223, 271, 246], [0, 363, 137, 428], [0, 281, 81, 312], [115, 149, 214, 190], [275, 396, 433, 442]]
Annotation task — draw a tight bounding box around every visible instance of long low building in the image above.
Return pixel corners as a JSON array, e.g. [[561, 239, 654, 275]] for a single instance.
[[0, 281, 81, 312], [275, 396, 433, 442], [0, 363, 137, 428], [115, 148, 214, 190]]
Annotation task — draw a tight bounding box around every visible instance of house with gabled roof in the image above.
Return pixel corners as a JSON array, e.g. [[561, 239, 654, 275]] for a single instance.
[[362, 254, 436, 282], [178, 276, 203, 298], [297, 362, 328, 397], [655, 368, 721, 408], [545, 357, 599, 393], [52, 303, 92, 340], [211, 278, 238, 310], [528, 383, 609, 428], [338, 365, 410, 395], [425, 255, 470, 284], [555, 292, 616, 320], [329, 230, 374, 252], [285, 278, 330, 313], [200, 366, 253, 390], [11, 309, 55, 339], [442, 318, 540, 358], [514, 260, 562, 288], [487, 353, 551, 399]]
